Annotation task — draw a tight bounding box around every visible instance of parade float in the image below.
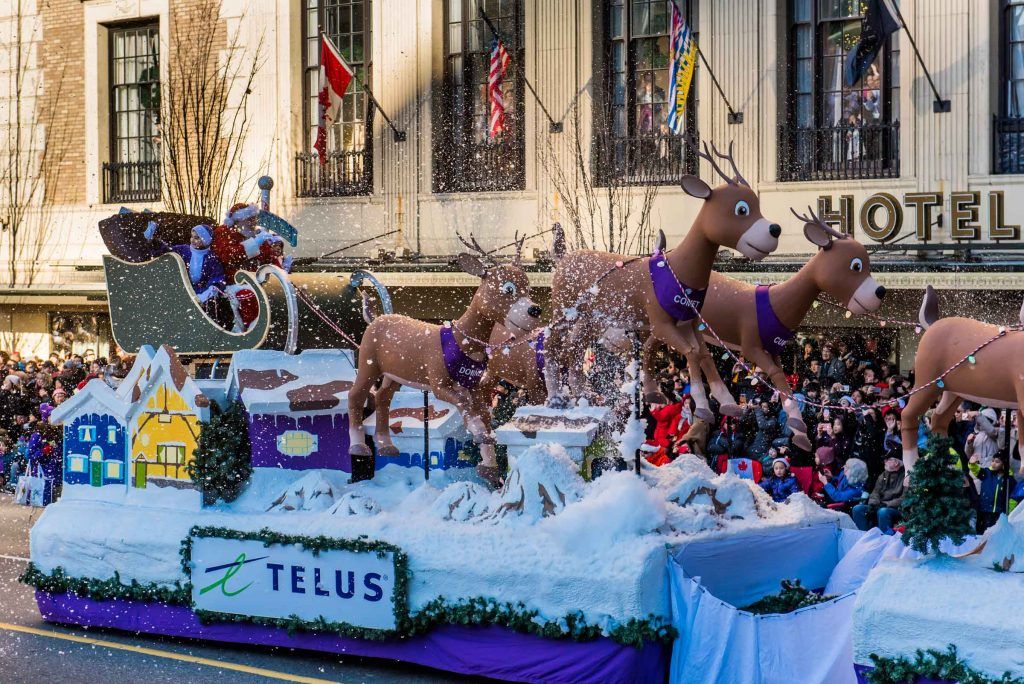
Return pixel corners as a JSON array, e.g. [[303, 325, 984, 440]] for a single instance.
[[21, 165, 1024, 684]]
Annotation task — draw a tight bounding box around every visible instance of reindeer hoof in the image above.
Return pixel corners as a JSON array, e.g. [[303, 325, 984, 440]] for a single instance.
[[476, 464, 504, 489], [695, 407, 715, 423], [718, 403, 743, 418], [793, 433, 813, 452], [349, 442, 372, 457], [377, 444, 400, 457], [644, 391, 670, 405], [787, 416, 808, 433]]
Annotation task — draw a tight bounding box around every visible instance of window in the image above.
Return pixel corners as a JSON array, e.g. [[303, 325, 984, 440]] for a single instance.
[[434, 0, 525, 192], [596, 0, 700, 184], [276, 430, 320, 457], [108, 426, 118, 443], [155, 444, 186, 479], [296, 0, 373, 197], [780, 0, 900, 181], [103, 21, 161, 203], [79, 425, 97, 443], [996, 0, 1024, 173], [158, 413, 172, 423], [105, 461, 123, 479], [69, 455, 87, 473]]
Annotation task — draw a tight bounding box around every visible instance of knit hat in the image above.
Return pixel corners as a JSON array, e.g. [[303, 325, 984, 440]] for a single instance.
[[191, 224, 213, 247], [883, 447, 903, 462], [980, 408, 998, 424], [223, 202, 259, 227], [815, 446, 836, 466], [771, 456, 790, 469], [839, 395, 854, 406]]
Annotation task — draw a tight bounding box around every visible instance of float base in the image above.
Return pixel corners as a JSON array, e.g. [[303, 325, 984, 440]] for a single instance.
[[35, 591, 668, 684]]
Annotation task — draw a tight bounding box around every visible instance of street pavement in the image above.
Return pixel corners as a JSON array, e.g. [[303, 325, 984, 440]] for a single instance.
[[0, 494, 475, 684]]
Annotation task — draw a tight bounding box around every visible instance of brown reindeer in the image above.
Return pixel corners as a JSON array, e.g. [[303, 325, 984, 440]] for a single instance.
[[544, 141, 782, 421], [348, 234, 543, 486], [899, 286, 1024, 471], [643, 208, 886, 451]]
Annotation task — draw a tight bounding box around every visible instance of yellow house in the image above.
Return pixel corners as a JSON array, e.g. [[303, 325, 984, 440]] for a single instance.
[[122, 345, 213, 489]]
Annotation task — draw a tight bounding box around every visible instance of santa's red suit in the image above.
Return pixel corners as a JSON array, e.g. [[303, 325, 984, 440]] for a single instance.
[[214, 203, 286, 332]]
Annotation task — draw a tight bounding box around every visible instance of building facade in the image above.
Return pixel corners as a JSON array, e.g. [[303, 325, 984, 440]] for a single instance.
[[2, 0, 1023, 367]]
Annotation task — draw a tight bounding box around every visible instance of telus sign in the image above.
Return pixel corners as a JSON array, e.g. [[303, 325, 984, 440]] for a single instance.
[[190, 536, 399, 630]]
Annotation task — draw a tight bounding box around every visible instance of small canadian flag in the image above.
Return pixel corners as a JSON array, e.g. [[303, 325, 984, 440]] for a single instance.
[[314, 34, 354, 163]]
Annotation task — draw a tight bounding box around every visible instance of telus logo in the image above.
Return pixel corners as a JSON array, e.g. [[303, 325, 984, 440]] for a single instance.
[[200, 552, 267, 597], [266, 563, 386, 602]]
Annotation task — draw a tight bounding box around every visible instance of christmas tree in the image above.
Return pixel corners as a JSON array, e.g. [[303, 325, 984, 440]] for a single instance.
[[188, 401, 252, 505], [900, 435, 974, 555]]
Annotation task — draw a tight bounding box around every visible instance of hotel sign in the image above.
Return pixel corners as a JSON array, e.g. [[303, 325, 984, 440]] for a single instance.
[[815, 191, 1020, 243]]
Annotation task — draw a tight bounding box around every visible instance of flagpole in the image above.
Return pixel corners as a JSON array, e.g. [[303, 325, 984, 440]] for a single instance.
[[670, 0, 742, 125], [889, 1, 950, 113], [478, 7, 563, 133]]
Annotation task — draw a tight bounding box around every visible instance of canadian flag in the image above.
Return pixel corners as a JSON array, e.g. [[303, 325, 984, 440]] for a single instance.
[[314, 34, 354, 163]]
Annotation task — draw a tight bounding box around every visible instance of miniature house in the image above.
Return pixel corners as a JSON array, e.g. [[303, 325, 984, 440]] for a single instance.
[[49, 379, 132, 488], [363, 387, 472, 471], [495, 406, 611, 464], [120, 344, 214, 490], [228, 349, 357, 472]]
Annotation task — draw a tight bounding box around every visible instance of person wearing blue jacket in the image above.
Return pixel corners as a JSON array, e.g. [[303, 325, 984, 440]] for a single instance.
[[821, 457, 868, 510], [969, 454, 1018, 533], [760, 457, 801, 503]]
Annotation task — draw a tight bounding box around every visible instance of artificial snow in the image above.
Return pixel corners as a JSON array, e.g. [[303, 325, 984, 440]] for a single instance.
[[32, 443, 851, 633], [971, 514, 1024, 572]]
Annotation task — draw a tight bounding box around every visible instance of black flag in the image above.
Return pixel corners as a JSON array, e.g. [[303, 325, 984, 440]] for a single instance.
[[844, 0, 901, 87]]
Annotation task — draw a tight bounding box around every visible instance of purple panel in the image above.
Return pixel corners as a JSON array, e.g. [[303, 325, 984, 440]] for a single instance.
[[36, 591, 667, 684], [248, 413, 351, 472]]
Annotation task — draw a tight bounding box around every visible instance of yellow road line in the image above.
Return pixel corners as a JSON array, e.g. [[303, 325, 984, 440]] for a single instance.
[[0, 621, 339, 684]]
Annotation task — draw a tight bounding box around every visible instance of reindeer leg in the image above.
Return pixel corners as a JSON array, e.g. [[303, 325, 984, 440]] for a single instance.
[[749, 348, 810, 451], [434, 383, 503, 486], [641, 337, 670, 404], [900, 383, 942, 472], [543, 322, 571, 407], [372, 377, 401, 457], [347, 348, 381, 458], [696, 341, 741, 418], [930, 392, 961, 436], [653, 321, 713, 423]]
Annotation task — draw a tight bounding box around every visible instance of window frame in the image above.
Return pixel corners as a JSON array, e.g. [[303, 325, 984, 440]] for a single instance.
[[594, 0, 700, 186], [297, 0, 374, 197], [1000, 0, 1024, 118], [434, 0, 526, 193]]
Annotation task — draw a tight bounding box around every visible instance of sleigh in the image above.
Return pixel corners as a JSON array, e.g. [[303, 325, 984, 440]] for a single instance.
[[100, 203, 391, 355]]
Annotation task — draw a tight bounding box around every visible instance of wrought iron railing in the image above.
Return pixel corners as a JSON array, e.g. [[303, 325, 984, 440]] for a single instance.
[[778, 121, 900, 182], [994, 116, 1024, 174], [102, 160, 161, 203], [294, 148, 373, 198], [435, 136, 526, 193], [596, 133, 700, 186]]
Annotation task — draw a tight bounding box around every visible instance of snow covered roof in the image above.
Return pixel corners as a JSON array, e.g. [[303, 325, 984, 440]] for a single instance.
[[496, 406, 611, 448], [125, 345, 214, 422], [364, 388, 466, 439], [115, 345, 156, 401], [49, 378, 132, 425], [228, 349, 357, 415]]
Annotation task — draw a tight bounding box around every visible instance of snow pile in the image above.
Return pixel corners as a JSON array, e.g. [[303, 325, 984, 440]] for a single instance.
[[431, 481, 492, 521], [266, 471, 340, 512], [972, 515, 1024, 572], [614, 414, 647, 463], [326, 492, 381, 517], [542, 471, 665, 553], [483, 443, 584, 523]]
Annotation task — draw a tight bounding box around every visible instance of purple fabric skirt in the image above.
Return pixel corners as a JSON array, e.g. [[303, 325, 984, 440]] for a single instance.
[[36, 591, 668, 684]]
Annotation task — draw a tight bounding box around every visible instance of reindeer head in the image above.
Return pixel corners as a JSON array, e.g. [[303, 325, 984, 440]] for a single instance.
[[680, 139, 781, 260], [793, 207, 886, 315], [456, 232, 543, 337]]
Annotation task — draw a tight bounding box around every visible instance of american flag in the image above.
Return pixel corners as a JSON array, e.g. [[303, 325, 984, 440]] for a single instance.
[[488, 37, 511, 139]]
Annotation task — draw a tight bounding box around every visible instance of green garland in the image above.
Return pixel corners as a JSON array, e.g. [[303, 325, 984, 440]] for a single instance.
[[22, 525, 676, 647], [20, 563, 189, 605], [867, 645, 1024, 684], [740, 579, 836, 615]]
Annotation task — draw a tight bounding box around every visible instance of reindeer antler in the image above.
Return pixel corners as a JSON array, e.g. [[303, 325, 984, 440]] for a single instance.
[[710, 141, 749, 187], [683, 134, 747, 186], [790, 206, 847, 241], [512, 230, 526, 265], [456, 231, 497, 265]]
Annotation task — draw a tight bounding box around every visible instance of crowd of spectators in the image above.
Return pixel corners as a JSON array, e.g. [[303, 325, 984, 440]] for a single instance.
[[0, 348, 131, 497], [640, 334, 1024, 536]]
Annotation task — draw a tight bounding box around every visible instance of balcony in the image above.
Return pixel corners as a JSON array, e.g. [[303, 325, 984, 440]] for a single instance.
[[778, 121, 900, 182], [994, 116, 1024, 174], [597, 133, 699, 186], [102, 161, 161, 204], [294, 149, 372, 198]]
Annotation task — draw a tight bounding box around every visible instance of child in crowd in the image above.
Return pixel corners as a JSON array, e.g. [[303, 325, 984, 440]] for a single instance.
[[760, 457, 801, 503], [970, 453, 1017, 533]]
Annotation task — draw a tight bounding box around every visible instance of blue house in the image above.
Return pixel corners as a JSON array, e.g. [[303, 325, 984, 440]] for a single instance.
[[49, 379, 131, 488]]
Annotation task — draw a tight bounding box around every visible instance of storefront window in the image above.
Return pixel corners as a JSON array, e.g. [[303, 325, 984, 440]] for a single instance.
[[995, 0, 1024, 174], [49, 313, 113, 359]]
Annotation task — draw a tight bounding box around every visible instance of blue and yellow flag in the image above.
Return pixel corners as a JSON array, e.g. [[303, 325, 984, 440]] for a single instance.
[[667, 2, 697, 135]]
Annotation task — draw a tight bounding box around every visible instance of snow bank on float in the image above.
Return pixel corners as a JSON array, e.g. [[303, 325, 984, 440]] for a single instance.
[[31, 446, 849, 630]]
